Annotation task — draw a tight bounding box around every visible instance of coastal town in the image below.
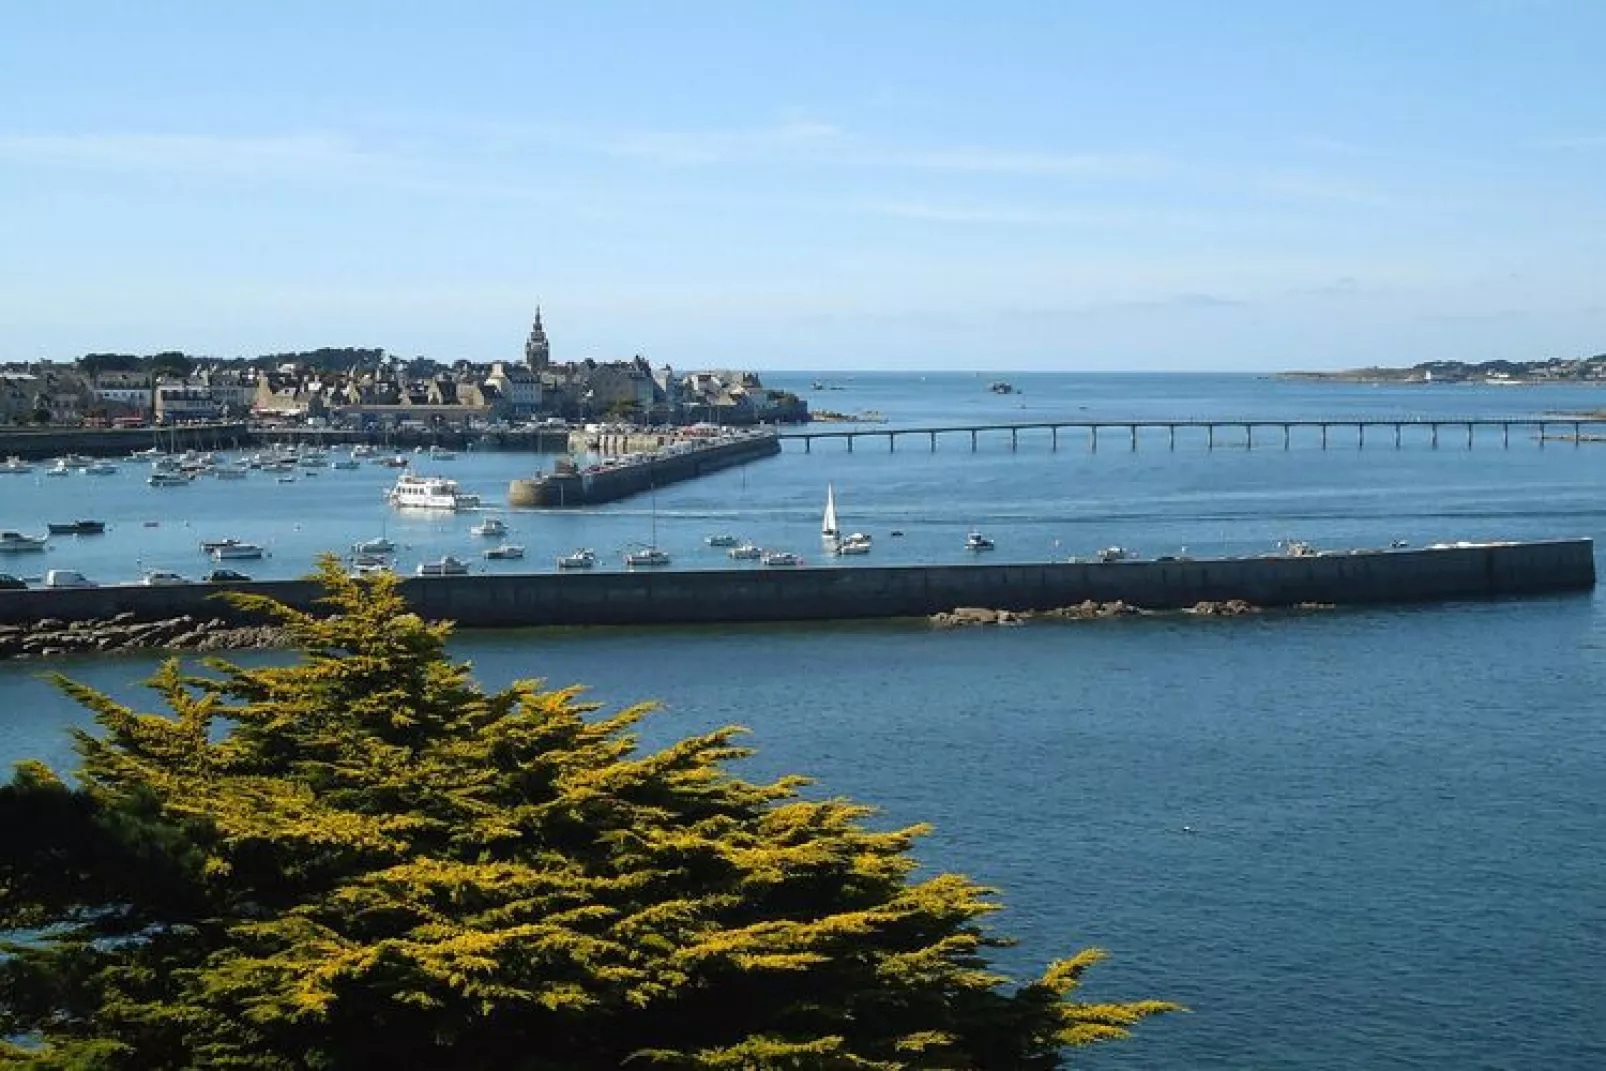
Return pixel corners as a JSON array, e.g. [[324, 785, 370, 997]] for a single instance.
[[0, 310, 809, 430]]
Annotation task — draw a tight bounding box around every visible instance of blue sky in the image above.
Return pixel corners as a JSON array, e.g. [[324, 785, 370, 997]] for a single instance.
[[2, 1, 1602, 371]]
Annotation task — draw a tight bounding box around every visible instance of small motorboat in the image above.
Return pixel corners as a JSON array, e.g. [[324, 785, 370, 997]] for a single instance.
[[148, 472, 191, 487], [44, 460, 72, 477], [82, 461, 119, 475], [47, 520, 106, 536], [727, 543, 763, 560], [0, 530, 48, 553], [762, 551, 803, 567], [483, 543, 525, 560], [556, 548, 597, 569], [416, 555, 470, 577], [964, 531, 995, 552], [624, 547, 672, 568], [834, 535, 871, 556], [705, 534, 741, 547], [211, 541, 266, 561], [1096, 546, 1136, 562], [470, 517, 509, 538], [351, 554, 392, 576], [0, 456, 34, 474], [353, 536, 396, 555]]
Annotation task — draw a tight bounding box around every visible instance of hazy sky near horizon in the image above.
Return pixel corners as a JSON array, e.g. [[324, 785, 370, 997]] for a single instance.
[[3, 1, 1603, 372]]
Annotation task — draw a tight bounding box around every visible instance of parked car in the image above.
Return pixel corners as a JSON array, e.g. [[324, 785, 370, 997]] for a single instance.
[[0, 573, 26, 590], [42, 569, 96, 588], [140, 571, 188, 586], [204, 569, 253, 582]]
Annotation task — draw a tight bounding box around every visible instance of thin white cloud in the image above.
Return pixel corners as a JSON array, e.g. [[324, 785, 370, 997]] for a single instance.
[[1260, 172, 1392, 206], [1538, 134, 1606, 150], [0, 132, 380, 177], [449, 116, 1161, 178]]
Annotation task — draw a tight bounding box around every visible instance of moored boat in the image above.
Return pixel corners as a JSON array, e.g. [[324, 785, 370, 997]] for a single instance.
[[0, 530, 48, 552], [624, 547, 671, 567], [762, 550, 803, 567], [416, 555, 470, 577], [964, 530, 995, 552], [483, 543, 525, 560], [210, 540, 266, 560], [727, 543, 763, 560], [47, 520, 105, 536], [556, 548, 597, 569], [388, 472, 480, 511], [470, 517, 509, 538]]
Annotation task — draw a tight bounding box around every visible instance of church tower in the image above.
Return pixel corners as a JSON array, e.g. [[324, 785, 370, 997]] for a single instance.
[[525, 306, 551, 372]]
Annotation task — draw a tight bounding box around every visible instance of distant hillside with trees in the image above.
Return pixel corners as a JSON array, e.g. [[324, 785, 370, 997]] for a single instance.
[[1286, 350, 1606, 383]]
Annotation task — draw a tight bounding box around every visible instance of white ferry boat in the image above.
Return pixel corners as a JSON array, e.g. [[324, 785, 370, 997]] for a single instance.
[[386, 473, 481, 511]]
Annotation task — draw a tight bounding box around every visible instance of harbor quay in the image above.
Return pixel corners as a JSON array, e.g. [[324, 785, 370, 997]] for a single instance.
[[0, 540, 1591, 631]]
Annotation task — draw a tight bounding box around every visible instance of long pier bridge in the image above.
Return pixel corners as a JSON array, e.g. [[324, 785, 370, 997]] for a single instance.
[[779, 417, 1606, 452]]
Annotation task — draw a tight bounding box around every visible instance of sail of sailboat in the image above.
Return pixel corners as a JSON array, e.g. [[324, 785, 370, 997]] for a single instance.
[[822, 483, 839, 539]]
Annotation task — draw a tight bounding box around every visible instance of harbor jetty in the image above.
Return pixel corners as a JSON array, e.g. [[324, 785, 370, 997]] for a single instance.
[[0, 540, 1590, 639], [507, 428, 780, 508]]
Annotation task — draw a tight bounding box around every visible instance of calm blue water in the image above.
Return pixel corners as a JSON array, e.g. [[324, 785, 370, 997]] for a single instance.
[[3, 373, 1605, 1068]]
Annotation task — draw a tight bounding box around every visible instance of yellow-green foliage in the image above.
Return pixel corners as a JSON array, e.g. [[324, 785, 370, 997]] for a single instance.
[[0, 556, 1175, 1068]]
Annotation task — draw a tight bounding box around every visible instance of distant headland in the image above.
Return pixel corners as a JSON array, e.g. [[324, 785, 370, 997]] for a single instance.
[[1283, 351, 1606, 386]]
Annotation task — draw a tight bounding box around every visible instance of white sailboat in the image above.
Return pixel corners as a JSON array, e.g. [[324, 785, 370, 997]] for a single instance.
[[822, 483, 871, 555]]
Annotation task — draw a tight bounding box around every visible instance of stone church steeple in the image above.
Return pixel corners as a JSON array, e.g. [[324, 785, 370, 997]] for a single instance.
[[525, 306, 551, 372]]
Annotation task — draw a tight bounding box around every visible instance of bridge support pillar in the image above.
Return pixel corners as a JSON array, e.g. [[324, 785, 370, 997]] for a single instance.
[[1011, 428, 1018, 451], [1208, 425, 1215, 450], [1090, 427, 1098, 452], [1431, 423, 1439, 448], [1051, 426, 1058, 451], [1575, 421, 1582, 446], [930, 431, 937, 451], [847, 435, 854, 454], [1283, 424, 1290, 449], [1466, 423, 1473, 449], [1502, 422, 1509, 447], [1358, 423, 1365, 449], [1244, 423, 1252, 449], [1538, 422, 1545, 449], [970, 430, 977, 452], [1169, 425, 1176, 450], [805, 438, 811, 454], [888, 433, 895, 453], [1321, 424, 1328, 450], [1130, 425, 1138, 451], [1395, 423, 1402, 449]]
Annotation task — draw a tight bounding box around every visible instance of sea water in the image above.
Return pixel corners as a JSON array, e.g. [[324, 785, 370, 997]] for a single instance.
[[2, 372, 1604, 1068]]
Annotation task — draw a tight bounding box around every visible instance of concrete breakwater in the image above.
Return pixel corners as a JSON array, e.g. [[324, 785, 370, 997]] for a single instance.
[[0, 540, 1590, 635], [507, 430, 781, 508]]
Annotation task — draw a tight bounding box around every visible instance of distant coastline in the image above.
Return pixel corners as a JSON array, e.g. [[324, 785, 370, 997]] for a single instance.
[[1283, 350, 1606, 386]]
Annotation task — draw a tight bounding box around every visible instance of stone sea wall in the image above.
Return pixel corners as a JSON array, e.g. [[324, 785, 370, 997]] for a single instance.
[[0, 541, 1591, 654]]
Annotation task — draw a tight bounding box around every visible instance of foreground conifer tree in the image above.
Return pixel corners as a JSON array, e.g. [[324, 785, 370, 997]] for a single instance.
[[0, 557, 1173, 1068]]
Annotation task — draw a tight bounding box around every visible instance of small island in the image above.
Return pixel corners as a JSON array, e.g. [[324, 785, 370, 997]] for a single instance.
[[1283, 350, 1606, 386]]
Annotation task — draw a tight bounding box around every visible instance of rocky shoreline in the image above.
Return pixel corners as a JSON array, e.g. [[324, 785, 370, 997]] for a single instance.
[[931, 599, 1333, 627], [0, 614, 293, 660]]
